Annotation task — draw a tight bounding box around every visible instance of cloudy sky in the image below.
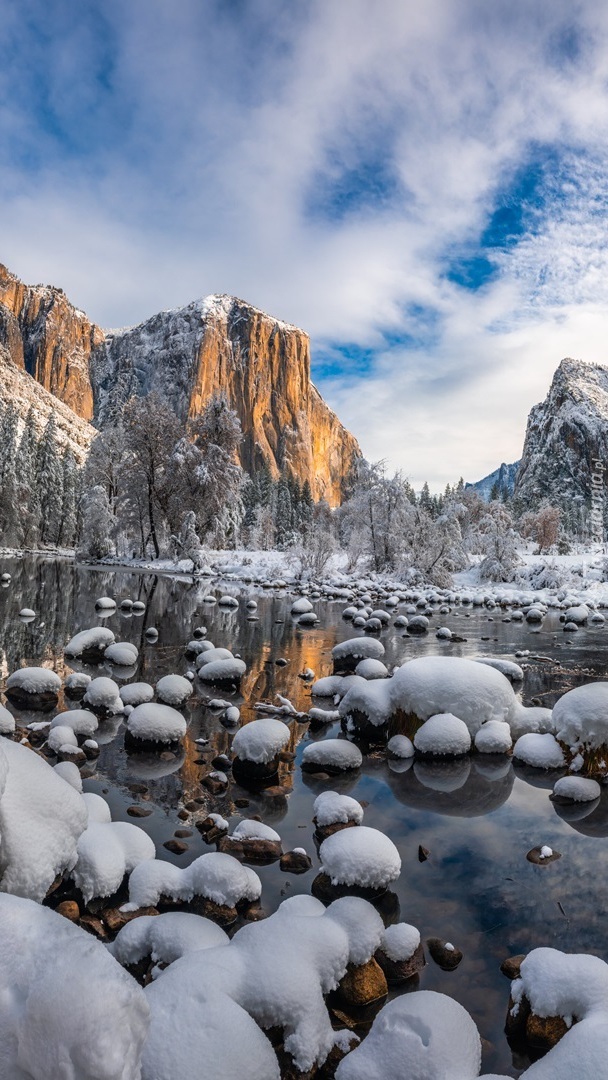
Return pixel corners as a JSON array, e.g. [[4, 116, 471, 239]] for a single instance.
[[3, 0, 608, 488]]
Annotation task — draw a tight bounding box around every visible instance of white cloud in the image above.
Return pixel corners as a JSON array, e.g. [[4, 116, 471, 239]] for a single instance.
[[3, 0, 608, 485]]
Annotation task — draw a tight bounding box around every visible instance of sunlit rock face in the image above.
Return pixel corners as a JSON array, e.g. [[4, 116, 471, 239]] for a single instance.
[[0, 263, 101, 420], [514, 357, 608, 512], [0, 264, 361, 505], [92, 294, 361, 505]]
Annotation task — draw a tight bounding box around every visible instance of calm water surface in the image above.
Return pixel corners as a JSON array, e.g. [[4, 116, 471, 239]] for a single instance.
[[2, 555, 608, 1076]]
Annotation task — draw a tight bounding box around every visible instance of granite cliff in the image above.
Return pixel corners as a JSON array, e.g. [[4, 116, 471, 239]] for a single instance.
[[514, 358, 608, 519], [0, 264, 360, 505]]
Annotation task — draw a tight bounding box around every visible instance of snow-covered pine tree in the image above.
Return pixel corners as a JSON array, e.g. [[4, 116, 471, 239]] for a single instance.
[[15, 406, 41, 548], [57, 450, 78, 549], [275, 474, 293, 548], [78, 485, 115, 559], [0, 402, 19, 546], [37, 412, 63, 546]]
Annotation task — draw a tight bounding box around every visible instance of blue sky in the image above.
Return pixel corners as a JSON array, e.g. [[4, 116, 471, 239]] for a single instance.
[[3, 0, 608, 487]]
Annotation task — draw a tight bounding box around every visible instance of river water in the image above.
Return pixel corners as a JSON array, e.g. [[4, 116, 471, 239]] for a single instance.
[[2, 555, 608, 1076]]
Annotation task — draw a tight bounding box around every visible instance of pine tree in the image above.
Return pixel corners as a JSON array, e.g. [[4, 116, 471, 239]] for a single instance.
[[275, 475, 293, 548], [37, 412, 63, 546], [57, 450, 78, 548], [18, 406, 41, 547], [0, 403, 19, 546], [78, 485, 114, 559]]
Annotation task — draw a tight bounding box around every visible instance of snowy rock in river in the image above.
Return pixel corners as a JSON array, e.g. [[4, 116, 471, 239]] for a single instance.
[[414, 713, 472, 757], [302, 738, 363, 774], [6, 666, 62, 709], [126, 703, 187, 746]]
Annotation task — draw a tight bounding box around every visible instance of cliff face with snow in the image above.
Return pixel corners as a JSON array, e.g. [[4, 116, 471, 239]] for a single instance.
[[0, 264, 360, 504], [467, 461, 520, 502], [514, 358, 608, 512]]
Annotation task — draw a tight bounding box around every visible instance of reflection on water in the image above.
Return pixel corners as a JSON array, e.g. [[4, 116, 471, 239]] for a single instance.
[[3, 556, 608, 1075]]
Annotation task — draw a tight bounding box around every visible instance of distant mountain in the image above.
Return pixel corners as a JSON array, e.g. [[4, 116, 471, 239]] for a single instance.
[[0, 263, 361, 504], [466, 461, 520, 501], [513, 358, 608, 522]]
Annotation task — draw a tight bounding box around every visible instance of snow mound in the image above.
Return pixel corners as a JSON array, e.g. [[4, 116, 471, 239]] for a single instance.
[[0, 894, 149, 1080], [142, 977, 279, 1080], [474, 720, 512, 754], [390, 656, 518, 736], [302, 738, 363, 771], [155, 674, 193, 706], [232, 819, 281, 842], [50, 709, 98, 738], [232, 719, 290, 764], [105, 641, 139, 666], [120, 682, 155, 706], [6, 666, 62, 694], [553, 776, 601, 802], [110, 911, 229, 969], [511, 704, 555, 740], [198, 657, 246, 683], [513, 732, 565, 769], [553, 683, 608, 751], [380, 923, 421, 962], [83, 676, 123, 714], [355, 658, 389, 680], [387, 734, 415, 758], [73, 820, 156, 903], [126, 851, 262, 909], [0, 739, 86, 900], [414, 713, 472, 756], [127, 703, 187, 744], [475, 657, 524, 681], [0, 703, 15, 734], [65, 627, 115, 658], [339, 678, 395, 729], [333, 638, 385, 663], [319, 827, 401, 889], [335, 990, 481, 1080], [314, 791, 364, 827]]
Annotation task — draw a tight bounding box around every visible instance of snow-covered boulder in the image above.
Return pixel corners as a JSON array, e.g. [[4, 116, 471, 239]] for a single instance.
[[553, 683, 608, 777], [315, 826, 401, 900], [105, 641, 139, 666], [64, 671, 92, 698], [332, 637, 385, 674], [0, 738, 87, 901], [95, 595, 117, 610], [552, 776, 601, 803], [83, 676, 123, 716], [508, 947, 608, 1078], [513, 732, 565, 770], [387, 734, 415, 759], [197, 657, 246, 687], [232, 718, 290, 781], [335, 991, 481, 1080], [73, 819, 156, 904], [125, 851, 261, 913], [65, 625, 115, 661], [155, 673, 193, 707], [120, 682, 155, 707], [6, 666, 62, 709], [302, 738, 363, 774], [313, 791, 364, 838], [0, 703, 15, 735], [110, 911, 229, 971], [0, 894, 149, 1080], [390, 656, 518, 737], [474, 720, 513, 754], [126, 703, 187, 746], [50, 709, 98, 739], [414, 713, 472, 757], [355, 658, 389, 680]]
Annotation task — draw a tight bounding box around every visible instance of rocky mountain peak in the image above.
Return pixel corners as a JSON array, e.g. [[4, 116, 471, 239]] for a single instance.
[[0, 263, 360, 505]]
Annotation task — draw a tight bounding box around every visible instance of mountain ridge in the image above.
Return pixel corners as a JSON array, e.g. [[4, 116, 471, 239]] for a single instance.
[[0, 263, 361, 504]]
